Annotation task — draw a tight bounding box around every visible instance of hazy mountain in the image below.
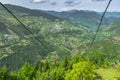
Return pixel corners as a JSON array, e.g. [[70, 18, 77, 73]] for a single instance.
[[0, 4, 63, 36], [1, 4, 119, 30], [99, 12, 120, 18], [0, 4, 61, 20], [44, 10, 118, 30], [104, 18, 120, 35]]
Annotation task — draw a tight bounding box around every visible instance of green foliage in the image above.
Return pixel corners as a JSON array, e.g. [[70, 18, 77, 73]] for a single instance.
[[18, 62, 34, 80], [65, 61, 97, 80], [0, 66, 7, 80], [103, 18, 120, 35], [114, 64, 120, 71], [97, 68, 120, 80], [49, 67, 65, 80], [61, 56, 69, 70]]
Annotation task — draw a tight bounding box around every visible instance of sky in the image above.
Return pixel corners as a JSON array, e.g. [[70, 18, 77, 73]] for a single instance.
[[0, 0, 119, 12]]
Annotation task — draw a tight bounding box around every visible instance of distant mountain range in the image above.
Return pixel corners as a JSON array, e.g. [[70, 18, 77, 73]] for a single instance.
[[1, 4, 120, 30], [43, 10, 120, 30], [98, 12, 120, 18], [0, 4, 120, 38], [0, 4, 60, 20]]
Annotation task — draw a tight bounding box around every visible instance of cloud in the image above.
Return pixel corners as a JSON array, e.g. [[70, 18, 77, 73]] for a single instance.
[[60, 7, 71, 11], [91, 0, 106, 2], [64, 0, 81, 7], [32, 0, 46, 3], [51, 2, 57, 6]]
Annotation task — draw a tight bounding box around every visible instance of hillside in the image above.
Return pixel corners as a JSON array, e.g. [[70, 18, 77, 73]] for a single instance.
[[0, 4, 61, 20], [103, 18, 120, 35], [0, 4, 91, 70], [45, 10, 117, 30], [0, 4, 119, 70], [0, 4, 120, 80], [0, 22, 7, 34]]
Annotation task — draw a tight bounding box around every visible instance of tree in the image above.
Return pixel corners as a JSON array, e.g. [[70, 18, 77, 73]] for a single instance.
[[88, 51, 106, 67], [65, 61, 97, 80], [61, 56, 69, 70], [50, 67, 65, 80], [18, 62, 34, 80], [43, 60, 49, 72], [0, 66, 7, 80]]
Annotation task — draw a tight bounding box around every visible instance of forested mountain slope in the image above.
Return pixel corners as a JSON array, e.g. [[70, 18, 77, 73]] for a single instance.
[[0, 4, 91, 70], [45, 10, 119, 30], [103, 18, 120, 35], [0, 4, 120, 80], [0, 4, 60, 20]]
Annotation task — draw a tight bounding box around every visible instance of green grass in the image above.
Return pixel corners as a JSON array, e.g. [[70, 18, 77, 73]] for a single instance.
[[97, 68, 120, 80]]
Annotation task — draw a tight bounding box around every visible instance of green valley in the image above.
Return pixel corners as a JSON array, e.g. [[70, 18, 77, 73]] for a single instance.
[[0, 4, 120, 80]]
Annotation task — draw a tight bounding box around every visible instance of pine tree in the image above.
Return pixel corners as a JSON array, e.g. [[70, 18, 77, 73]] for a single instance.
[[61, 56, 68, 70]]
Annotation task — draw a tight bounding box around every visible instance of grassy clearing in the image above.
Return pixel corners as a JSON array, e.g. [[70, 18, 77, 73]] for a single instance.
[[97, 68, 120, 80]]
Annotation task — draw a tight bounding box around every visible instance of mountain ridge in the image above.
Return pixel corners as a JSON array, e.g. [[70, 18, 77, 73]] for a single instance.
[[0, 4, 61, 20]]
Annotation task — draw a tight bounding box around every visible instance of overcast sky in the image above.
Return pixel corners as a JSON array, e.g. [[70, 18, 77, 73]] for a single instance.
[[0, 0, 119, 12]]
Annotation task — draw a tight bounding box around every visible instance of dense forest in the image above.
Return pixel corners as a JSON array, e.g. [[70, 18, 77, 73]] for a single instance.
[[0, 4, 120, 80]]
